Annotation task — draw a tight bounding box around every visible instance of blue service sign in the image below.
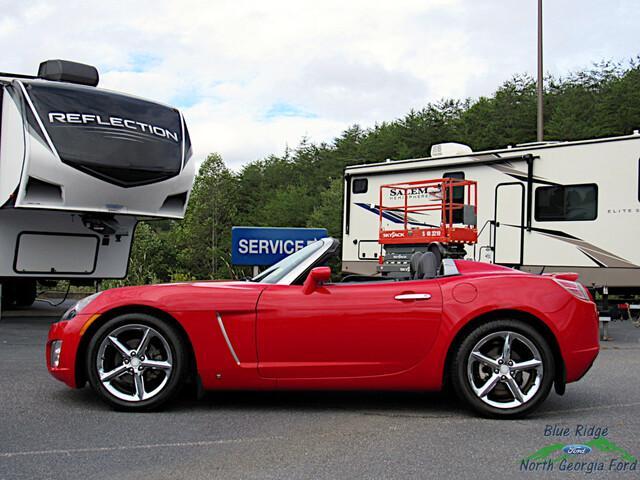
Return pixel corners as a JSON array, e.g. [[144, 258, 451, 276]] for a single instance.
[[231, 227, 328, 266]]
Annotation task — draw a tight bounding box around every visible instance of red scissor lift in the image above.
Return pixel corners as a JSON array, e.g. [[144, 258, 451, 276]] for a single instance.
[[377, 177, 478, 278]]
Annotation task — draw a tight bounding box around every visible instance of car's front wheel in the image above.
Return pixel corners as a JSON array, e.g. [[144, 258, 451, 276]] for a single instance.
[[451, 319, 555, 419], [86, 313, 187, 411]]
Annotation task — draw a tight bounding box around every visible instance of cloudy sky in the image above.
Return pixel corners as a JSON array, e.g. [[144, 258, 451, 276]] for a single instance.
[[1, 0, 637, 168]]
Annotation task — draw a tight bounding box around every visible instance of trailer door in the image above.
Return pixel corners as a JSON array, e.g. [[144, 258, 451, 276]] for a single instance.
[[493, 183, 525, 266]]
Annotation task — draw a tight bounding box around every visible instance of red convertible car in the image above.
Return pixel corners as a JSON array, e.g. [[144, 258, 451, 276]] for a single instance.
[[47, 237, 599, 418]]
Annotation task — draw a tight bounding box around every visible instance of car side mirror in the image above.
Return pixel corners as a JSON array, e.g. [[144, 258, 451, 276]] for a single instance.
[[302, 266, 331, 294]]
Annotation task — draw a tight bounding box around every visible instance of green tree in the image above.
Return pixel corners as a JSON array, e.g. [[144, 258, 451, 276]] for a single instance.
[[253, 184, 316, 228], [175, 153, 240, 280], [308, 177, 344, 237]]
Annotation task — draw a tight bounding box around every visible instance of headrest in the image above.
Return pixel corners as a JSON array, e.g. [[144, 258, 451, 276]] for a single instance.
[[416, 252, 439, 279]]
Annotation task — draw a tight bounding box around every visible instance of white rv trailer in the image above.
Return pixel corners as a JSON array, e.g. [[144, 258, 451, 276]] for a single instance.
[[342, 133, 640, 294], [0, 60, 195, 307]]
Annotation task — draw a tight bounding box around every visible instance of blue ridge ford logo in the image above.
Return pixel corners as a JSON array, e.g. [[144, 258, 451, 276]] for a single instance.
[[563, 444, 592, 455]]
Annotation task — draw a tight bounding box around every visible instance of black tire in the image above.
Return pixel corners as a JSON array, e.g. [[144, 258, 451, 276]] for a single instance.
[[1, 282, 16, 309], [86, 313, 188, 411], [451, 319, 555, 419], [14, 280, 37, 307]]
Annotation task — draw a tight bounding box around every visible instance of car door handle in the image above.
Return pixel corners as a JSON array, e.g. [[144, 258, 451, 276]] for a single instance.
[[394, 293, 432, 301]]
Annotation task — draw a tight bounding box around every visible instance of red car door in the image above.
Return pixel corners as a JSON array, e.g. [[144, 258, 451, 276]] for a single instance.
[[256, 279, 442, 379]]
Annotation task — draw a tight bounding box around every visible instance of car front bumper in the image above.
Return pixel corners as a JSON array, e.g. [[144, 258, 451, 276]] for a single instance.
[[46, 315, 92, 388]]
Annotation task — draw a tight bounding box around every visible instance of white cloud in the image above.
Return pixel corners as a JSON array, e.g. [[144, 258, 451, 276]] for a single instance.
[[1, 0, 638, 168]]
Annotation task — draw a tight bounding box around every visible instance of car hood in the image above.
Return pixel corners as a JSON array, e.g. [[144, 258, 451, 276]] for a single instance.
[[84, 280, 268, 315]]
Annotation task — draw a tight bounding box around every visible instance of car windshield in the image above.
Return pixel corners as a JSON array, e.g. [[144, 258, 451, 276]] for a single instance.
[[252, 239, 327, 284]]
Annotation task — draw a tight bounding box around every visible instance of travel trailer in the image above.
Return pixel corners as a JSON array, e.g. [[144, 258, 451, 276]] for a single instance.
[[342, 134, 640, 295], [0, 60, 195, 307]]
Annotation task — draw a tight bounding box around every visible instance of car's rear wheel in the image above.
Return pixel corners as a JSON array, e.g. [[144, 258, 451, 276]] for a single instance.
[[451, 319, 554, 419], [86, 313, 187, 411]]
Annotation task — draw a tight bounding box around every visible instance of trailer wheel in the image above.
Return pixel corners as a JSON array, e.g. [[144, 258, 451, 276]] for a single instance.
[[14, 280, 37, 307], [1, 282, 16, 309]]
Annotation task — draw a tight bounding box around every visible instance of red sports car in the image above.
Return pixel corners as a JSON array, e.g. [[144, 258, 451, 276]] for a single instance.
[[46, 237, 599, 418]]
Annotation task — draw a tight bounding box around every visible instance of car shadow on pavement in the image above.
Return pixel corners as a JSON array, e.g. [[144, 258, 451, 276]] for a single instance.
[[49, 385, 108, 412], [47, 381, 467, 417], [174, 389, 469, 418]]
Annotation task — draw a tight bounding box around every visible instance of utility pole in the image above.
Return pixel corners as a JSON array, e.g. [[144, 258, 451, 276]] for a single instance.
[[537, 0, 544, 142]]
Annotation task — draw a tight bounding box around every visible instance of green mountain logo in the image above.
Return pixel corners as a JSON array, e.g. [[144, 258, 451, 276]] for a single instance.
[[524, 438, 637, 463]]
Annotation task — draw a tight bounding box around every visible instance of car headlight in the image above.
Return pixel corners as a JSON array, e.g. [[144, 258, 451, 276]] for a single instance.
[[50, 340, 63, 368], [60, 291, 102, 322]]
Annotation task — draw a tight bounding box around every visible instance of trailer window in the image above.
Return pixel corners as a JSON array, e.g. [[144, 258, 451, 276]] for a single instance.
[[352, 178, 368, 194], [535, 184, 597, 221], [443, 171, 465, 180]]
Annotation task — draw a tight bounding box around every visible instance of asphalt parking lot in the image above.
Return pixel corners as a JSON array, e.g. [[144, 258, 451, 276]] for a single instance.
[[1, 305, 639, 480]]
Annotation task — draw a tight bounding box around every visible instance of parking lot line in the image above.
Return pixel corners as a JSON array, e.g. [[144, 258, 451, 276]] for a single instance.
[[0, 435, 290, 458]]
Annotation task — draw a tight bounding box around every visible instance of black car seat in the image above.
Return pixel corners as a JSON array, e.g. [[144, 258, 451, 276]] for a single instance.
[[428, 244, 443, 276], [415, 252, 439, 279], [410, 252, 423, 279]]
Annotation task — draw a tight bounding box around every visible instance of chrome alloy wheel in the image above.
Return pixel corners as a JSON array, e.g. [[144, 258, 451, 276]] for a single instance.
[[466, 330, 543, 409], [96, 324, 173, 402]]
